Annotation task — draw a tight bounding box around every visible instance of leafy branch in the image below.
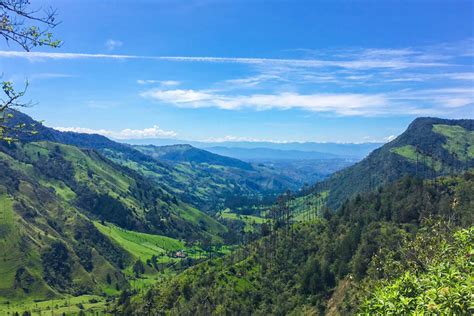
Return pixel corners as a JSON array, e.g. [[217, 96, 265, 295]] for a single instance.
[[0, 0, 61, 141], [0, 0, 61, 51]]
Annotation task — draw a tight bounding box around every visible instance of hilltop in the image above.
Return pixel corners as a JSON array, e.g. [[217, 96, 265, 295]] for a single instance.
[[315, 117, 473, 209], [135, 144, 253, 170]]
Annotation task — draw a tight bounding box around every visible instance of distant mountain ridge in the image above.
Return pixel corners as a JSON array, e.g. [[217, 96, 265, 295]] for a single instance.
[[134, 144, 254, 170], [124, 138, 382, 159], [205, 146, 344, 161]]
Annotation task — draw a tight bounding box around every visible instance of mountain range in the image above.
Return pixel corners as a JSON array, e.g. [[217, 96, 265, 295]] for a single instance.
[[1, 112, 472, 314], [123, 117, 474, 315], [124, 138, 382, 160], [7, 111, 355, 213]]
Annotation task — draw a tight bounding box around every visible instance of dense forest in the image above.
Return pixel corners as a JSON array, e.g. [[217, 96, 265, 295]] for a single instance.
[[123, 173, 473, 315]]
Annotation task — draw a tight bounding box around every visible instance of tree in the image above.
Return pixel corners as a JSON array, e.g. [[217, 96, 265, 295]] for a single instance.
[[0, 0, 61, 141], [106, 273, 112, 285], [133, 259, 145, 277]]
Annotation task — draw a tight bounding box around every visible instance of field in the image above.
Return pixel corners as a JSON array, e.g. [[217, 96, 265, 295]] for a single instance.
[[94, 221, 184, 261], [433, 124, 474, 160], [390, 145, 443, 171], [292, 191, 328, 222], [0, 295, 110, 316], [0, 194, 19, 299], [94, 221, 227, 261], [217, 208, 266, 232]]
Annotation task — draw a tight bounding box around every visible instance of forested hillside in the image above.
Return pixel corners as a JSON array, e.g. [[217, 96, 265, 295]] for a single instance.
[[125, 172, 473, 315], [0, 138, 226, 304], [129, 144, 304, 212], [317, 117, 473, 209], [7, 110, 317, 213]]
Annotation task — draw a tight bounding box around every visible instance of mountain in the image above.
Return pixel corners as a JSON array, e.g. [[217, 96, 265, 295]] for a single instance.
[[0, 114, 229, 302], [7, 111, 320, 213], [134, 144, 254, 170], [204, 146, 343, 161], [0, 142, 131, 301], [125, 138, 382, 159], [316, 117, 474, 209], [129, 144, 315, 212], [120, 116, 474, 315]]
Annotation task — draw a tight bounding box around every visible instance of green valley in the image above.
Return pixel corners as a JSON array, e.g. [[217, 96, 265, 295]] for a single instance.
[[1, 1, 472, 314]]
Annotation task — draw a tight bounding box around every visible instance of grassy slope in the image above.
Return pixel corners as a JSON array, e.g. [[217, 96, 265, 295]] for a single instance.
[[94, 222, 184, 260], [390, 124, 474, 172], [217, 208, 266, 232], [173, 202, 227, 239], [291, 191, 328, 221], [25, 142, 226, 238], [0, 194, 40, 300], [432, 124, 474, 160], [0, 140, 226, 305], [0, 294, 109, 316], [390, 145, 443, 171], [0, 179, 125, 303]]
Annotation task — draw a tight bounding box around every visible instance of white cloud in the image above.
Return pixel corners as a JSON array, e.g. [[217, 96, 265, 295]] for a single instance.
[[0, 51, 451, 70], [201, 135, 292, 143], [0, 51, 138, 60], [105, 39, 123, 51], [446, 72, 474, 81], [54, 125, 177, 139], [160, 80, 181, 87], [390, 87, 474, 108], [137, 79, 181, 86], [141, 85, 474, 116], [27, 73, 74, 81], [137, 79, 158, 85], [154, 56, 448, 70], [141, 88, 392, 115]]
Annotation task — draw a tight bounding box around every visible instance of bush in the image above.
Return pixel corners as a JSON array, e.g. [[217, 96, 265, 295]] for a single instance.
[[361, 227, 474, 314]]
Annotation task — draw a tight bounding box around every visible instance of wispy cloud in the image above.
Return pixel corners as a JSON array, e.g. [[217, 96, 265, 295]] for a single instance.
[[0, 50, 453, 69], [3, 39, 472, 118], [105, 39, 123, 51], [54, 125, 177, 139], [0, 51, 139, 60], [201, 135, 293, 143], [390, 87, 474, 108], [141, 88, 391, 115], [141, 86, 474, 116], [137, 79, 181, 86]]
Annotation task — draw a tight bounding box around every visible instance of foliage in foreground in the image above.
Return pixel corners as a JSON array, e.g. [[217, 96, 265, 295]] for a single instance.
[[360, 227, 474, 315]]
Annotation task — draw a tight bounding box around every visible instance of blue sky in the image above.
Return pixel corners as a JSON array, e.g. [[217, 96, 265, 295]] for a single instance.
[[1, 0, 473, 143]]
